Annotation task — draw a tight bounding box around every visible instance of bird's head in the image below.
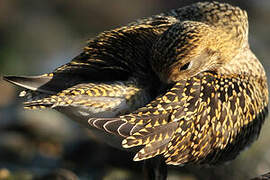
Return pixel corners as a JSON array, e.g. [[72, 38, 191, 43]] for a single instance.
[[151, 21, 243, 83]]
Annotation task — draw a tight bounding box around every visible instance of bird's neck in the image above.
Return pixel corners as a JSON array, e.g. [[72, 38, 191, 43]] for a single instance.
[[217, 45, 266, 79]]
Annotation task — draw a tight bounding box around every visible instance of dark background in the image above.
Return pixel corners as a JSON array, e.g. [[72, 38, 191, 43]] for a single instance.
[[0, 0, 269, 179]]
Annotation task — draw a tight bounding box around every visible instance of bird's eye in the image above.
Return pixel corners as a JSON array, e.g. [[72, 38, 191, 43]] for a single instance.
[[179, 62, 191, 71]]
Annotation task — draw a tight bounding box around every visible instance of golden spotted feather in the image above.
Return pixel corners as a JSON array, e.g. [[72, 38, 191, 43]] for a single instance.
[[95, 72, 267, 165]]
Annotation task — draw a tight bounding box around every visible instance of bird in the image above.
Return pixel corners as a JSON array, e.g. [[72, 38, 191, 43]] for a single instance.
[[3, 1, 269, 179]]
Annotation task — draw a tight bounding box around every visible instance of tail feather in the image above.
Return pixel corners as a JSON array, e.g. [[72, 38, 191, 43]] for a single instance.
[[23, 99, 54, 109], [3, 75, 56, 109], [3, 75, 54, 94]]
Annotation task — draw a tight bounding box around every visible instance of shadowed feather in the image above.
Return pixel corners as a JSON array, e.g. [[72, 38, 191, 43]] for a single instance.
[[3, 75, 53, 93]]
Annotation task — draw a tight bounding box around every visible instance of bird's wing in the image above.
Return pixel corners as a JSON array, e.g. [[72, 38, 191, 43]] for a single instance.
[[21, 79, 147, 118], [163, 73, 268, 165], [48, 16, 179, 84], [3, 16, 178, 101], [120, 75, 202, 162], [88, 72, 268, 165], [87, 74, 201, 160]]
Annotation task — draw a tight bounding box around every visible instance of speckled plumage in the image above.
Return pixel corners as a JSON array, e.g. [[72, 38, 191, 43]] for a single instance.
[[4, 1, 268, 168]]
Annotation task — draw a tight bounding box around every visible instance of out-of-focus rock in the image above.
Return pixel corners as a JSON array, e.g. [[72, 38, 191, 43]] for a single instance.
[[33, 168, 78, 180], [103, 168, 136, 180], [0, 168, 10, 179], [0, 132, 35, 162]]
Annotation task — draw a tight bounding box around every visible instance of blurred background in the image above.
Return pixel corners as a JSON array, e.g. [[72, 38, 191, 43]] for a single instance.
[[0, 0, 269, 179]]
